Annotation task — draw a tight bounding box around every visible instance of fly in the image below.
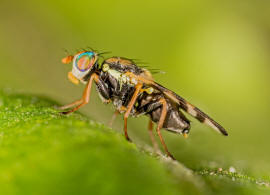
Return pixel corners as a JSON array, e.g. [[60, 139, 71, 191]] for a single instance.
[[58, 49, 228, 160]]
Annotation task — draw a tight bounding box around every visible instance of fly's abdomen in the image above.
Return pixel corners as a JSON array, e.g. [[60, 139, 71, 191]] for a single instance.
[[136, 93, 190, 134], [149, 103, 190, 134]]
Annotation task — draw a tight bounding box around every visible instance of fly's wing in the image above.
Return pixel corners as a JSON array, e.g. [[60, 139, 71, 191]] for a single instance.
[[152, 82, 228, 136]]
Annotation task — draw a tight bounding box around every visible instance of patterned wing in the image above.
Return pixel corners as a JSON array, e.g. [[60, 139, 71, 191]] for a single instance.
[[152, 82, 228, 136]]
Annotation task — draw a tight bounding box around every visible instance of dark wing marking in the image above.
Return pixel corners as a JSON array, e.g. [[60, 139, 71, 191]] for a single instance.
[[152, 82, 228, 136]]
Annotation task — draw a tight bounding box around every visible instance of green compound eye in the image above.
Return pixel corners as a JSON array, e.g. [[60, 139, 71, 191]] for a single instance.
[[75, 52, 95, 72]]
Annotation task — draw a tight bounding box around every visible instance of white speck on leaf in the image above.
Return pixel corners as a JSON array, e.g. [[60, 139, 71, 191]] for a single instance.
[[229, 166, 236, 173]]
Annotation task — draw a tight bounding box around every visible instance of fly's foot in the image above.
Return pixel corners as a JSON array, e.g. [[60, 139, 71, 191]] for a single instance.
[[167, 152, 176, 160], [60, 110, 73, 115], [125, 135, 132, 142]]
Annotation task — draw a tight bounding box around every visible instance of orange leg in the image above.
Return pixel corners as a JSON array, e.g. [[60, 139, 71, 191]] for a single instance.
[[123, 83, 143, 142], [109, 110, 119, 128], [148, 119, 159, 152], [61, 73, 99, 115], [58, 99, 83, 110], [156, 98, 175, 160]]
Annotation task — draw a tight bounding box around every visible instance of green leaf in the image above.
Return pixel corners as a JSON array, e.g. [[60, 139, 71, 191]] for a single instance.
[[0, 90, 269, 195]]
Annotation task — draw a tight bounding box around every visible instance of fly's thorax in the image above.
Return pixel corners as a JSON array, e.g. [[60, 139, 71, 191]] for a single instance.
[[102, 63, 138, 88], [105, 57, 134, 67]]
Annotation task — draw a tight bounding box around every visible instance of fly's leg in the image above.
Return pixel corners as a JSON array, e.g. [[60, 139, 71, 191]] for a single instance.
[[95, 76, 111, 101], [109, 110, 119, 128], [156, 98, 175, 160], [148, 119, 160, 153], [58, 99, 83, 110], [61, 73, 99, 115], [109, 106, 126, 127], [123, 83, 143, 142]]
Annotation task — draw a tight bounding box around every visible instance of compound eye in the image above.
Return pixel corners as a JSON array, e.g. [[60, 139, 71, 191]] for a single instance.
[[75, 52, 94, 72]]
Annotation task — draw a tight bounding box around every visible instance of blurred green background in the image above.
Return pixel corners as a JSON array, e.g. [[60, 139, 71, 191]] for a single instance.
[[0, 0, 270, 181]]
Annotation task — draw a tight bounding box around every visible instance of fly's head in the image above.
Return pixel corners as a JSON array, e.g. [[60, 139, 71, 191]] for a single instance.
[[61, 51, 98, 84]]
